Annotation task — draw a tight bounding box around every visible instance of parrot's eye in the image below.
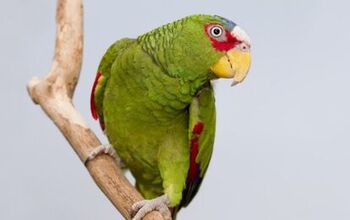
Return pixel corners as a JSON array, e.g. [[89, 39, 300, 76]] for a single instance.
[[209, 25, 224, 38], [206, 24, 227, 43]]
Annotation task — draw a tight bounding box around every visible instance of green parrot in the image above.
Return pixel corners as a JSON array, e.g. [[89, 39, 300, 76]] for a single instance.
[[89, 14, 251, 219]]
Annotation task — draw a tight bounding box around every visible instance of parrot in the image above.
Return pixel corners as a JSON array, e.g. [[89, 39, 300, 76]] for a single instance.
[[89, 14, 251, 220]]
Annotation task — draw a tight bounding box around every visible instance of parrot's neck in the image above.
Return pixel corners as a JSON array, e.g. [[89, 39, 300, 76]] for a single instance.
[[186, 78, 211, 97]]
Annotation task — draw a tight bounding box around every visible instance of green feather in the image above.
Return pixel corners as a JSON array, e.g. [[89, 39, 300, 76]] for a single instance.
[[93, 38, 135, 120], [92, 14, 228, 216]]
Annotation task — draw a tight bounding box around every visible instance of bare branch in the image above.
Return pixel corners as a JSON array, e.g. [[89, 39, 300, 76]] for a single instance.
[[27, 0, 165, 219]]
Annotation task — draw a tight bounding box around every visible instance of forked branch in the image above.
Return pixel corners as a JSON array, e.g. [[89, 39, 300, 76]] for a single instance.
[[27, 0, 165, 219]]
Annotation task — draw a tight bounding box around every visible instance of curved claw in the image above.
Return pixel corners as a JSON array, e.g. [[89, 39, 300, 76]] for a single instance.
[[131, 194, 171, 220]]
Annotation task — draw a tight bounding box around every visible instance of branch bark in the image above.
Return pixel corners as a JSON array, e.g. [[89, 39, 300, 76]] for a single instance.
[[27, 1, 165, 219]]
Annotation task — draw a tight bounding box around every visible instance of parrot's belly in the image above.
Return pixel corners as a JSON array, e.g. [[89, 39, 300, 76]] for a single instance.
[[104, 100, 188, 198]]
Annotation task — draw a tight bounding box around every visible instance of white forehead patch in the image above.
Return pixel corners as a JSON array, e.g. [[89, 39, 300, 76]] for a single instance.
[[231, 26, 251, 46]]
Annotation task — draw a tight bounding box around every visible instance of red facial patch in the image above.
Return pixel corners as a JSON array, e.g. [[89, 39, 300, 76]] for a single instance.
[[205, 23, 241, 52]]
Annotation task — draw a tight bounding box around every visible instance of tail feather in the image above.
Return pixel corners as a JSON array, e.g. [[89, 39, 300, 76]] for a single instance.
[[171, 206, 181, 220]]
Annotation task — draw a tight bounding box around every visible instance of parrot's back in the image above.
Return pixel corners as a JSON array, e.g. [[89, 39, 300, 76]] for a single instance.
[[90, 38, 136, 129], [91, 38, 197, 197]]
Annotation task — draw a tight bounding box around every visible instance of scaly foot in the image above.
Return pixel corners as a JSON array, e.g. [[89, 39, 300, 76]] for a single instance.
[[131, 194, 171, 220], [85, 144, 125, 168]]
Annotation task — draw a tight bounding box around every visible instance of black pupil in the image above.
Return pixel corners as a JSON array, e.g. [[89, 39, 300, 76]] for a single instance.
[[213, 28, 221, 36]]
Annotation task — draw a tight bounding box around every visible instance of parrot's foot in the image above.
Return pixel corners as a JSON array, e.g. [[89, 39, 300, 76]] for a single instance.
[[85, 144, 125, 168], [131, 194, 172, 220]]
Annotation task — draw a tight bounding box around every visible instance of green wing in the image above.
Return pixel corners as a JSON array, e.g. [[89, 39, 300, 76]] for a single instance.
[[90, 38, 135, 127], [181, 85, 216, 207]]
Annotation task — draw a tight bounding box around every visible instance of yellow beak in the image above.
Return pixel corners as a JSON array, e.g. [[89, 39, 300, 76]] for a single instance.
[[210, 48, 251, 86]]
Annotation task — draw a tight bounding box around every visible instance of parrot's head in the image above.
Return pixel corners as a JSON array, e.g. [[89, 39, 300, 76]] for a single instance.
[[204, 15, 251, 86], [139, 14, 251, 87]]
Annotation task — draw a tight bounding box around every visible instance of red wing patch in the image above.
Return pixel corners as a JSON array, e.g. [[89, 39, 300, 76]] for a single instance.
[[187, 122, 204, 182], [187, 136, 200, 181], [90, 72, 102, 120], [180, 122, 205, 207], [192, 123, 204, 135]]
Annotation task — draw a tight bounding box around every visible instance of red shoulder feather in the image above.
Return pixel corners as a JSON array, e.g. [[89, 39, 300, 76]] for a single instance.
[[90, 72, 102, 120]]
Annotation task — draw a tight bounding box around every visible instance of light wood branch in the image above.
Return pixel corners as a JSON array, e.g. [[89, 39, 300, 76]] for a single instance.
[[27, 1, 165, 219]]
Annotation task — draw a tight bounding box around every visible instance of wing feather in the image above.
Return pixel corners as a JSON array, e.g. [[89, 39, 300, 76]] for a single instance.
[[90, 38, 135, 129], [180, 85, 216, 207]]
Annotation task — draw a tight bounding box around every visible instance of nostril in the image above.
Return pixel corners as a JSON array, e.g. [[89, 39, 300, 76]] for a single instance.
[[240, 43, 250, 51]]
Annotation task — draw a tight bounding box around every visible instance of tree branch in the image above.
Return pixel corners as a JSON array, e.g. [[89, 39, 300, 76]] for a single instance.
[[27, 1, 165, 219]]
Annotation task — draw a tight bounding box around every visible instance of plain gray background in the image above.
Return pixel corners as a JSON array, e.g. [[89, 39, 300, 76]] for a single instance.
[[1, 0, 350, 219]]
